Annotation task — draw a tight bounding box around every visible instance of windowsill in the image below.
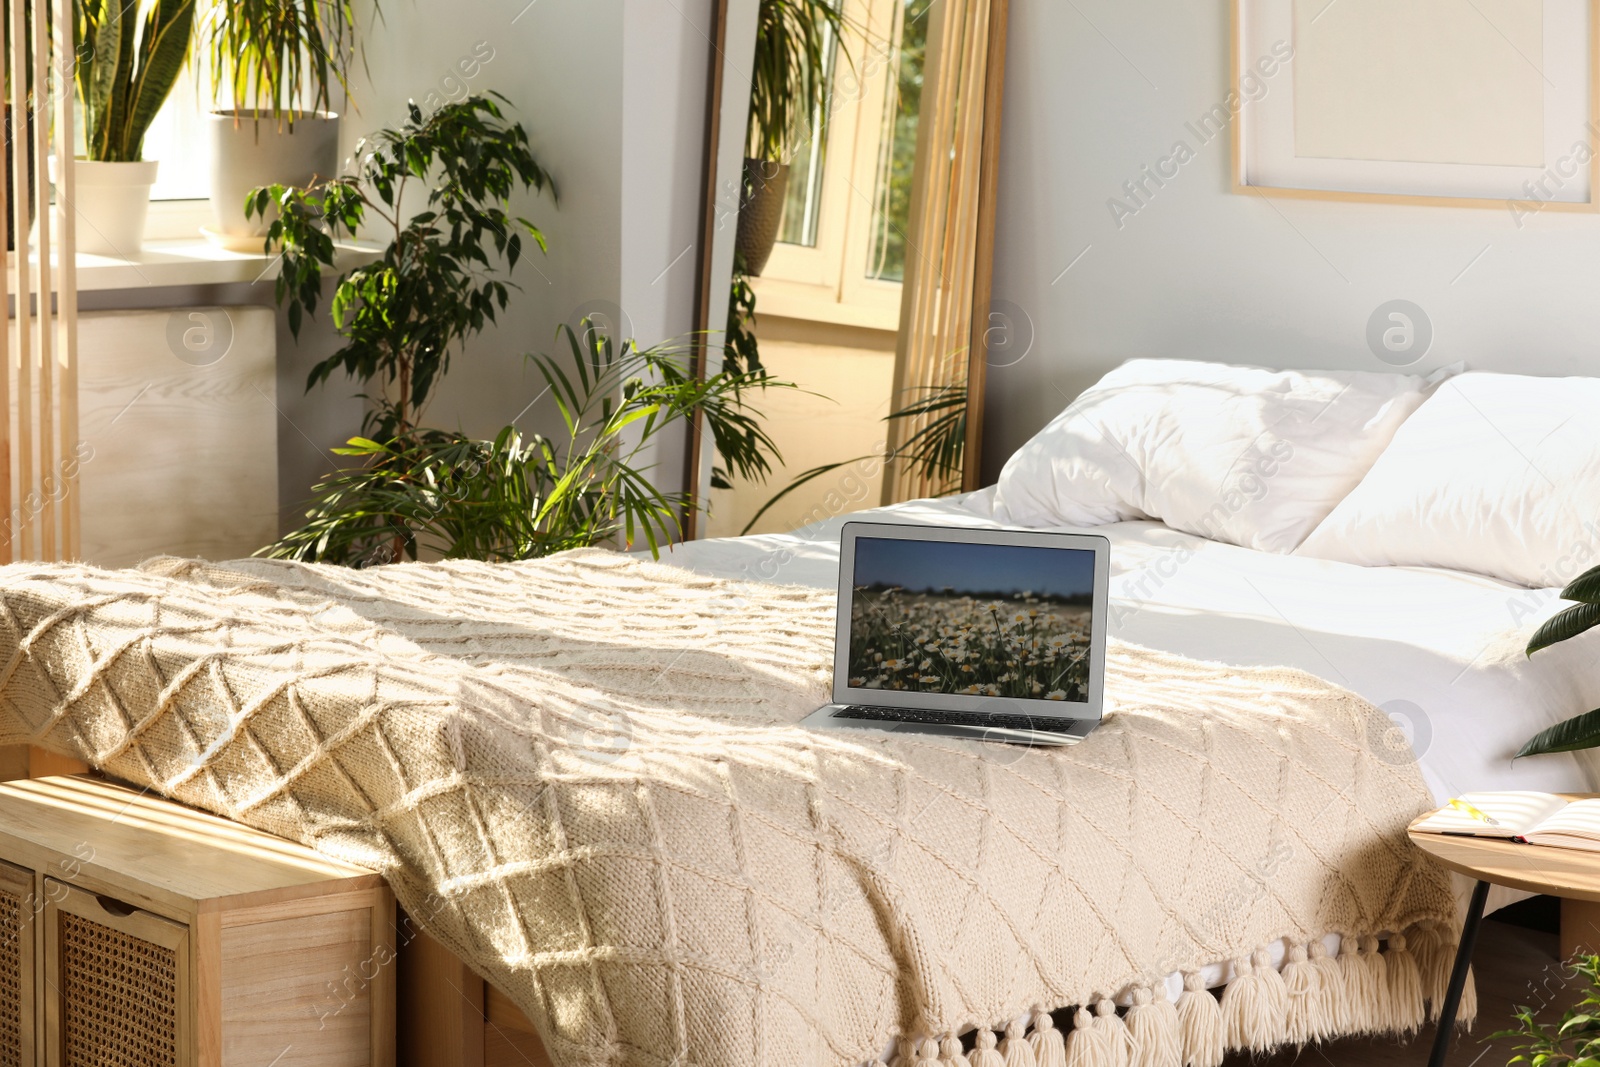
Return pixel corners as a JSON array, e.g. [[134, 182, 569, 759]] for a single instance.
[[36, 238, 383, 293], [748, 273, 903, 332]]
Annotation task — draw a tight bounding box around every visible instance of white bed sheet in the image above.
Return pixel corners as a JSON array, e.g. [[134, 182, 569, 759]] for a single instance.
[[658, 488, 1600, 806], [654, 487, 1600, 998]]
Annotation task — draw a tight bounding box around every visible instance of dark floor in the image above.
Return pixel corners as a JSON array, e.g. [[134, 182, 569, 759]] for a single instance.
[[1227, 910, 1570, 1067]]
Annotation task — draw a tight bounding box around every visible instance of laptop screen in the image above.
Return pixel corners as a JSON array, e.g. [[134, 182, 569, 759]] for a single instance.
[[847, 535, 1098, 703]]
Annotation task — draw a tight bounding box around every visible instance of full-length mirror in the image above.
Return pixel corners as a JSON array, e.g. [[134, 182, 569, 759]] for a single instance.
[[688, 0, 1009, 539]]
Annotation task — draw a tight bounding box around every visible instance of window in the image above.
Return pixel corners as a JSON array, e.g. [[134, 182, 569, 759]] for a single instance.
[[72, 54, 213, 204], [754, 0, 927, 330], [864, 0, 930, 283], [141, 62, 212, 202], [777, 21, 838, 248]]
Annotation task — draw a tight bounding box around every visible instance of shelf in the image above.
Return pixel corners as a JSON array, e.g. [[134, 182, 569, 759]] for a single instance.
[[28, 238, 383, 293]]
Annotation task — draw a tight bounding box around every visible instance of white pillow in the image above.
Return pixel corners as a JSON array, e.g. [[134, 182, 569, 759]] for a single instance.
[[1296, 372, 1600, 588], [992, 359, 1441, 552]]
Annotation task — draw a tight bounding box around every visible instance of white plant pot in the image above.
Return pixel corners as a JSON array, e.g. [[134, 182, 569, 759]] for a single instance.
[[206, 110, 340, 251], [71, 160, 158, 257]]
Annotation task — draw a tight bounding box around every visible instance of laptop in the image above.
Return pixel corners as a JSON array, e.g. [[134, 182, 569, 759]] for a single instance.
[[799, 522, 1111, 746]]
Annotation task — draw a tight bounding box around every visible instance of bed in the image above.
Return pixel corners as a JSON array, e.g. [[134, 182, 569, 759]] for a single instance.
[[6, 359, 1599, 1067], [388, 480, 1600, 1066]]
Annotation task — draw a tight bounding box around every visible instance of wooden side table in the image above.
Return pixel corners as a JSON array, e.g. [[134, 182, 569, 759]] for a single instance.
[[0, 774, 396, 1066], [1409, 803, 1600, 1067]]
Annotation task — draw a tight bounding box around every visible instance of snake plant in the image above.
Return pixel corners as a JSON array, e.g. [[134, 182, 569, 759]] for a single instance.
[[1518, 564, 1600, 756], [74, 0, 197, 162]]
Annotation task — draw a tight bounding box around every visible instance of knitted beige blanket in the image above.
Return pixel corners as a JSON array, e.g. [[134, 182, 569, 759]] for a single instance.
[[0, 549, 1461, 1067]]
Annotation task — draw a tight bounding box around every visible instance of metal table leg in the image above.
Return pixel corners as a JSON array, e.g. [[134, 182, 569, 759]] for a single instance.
[[1428, 879, 1491, 1067]]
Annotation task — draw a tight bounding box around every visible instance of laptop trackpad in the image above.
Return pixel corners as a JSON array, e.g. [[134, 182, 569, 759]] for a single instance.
[[799, 705, 1081, 746]]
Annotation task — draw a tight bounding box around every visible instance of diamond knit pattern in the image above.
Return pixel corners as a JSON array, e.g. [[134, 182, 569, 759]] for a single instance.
[[0, 550, 1453, 1067]]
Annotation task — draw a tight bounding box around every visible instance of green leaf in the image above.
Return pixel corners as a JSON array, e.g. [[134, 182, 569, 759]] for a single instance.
[[1528, 602, 1600, 656], [76, 0, 201, 161], [333, 437, 387, 453], [88, 0, 122, 127], [741, 459, 859, 536], [120, 0, 196, 160], [1565, 565, 1600, 605], [747, 0, 852, 159], [1518, 707, 1600, 758]]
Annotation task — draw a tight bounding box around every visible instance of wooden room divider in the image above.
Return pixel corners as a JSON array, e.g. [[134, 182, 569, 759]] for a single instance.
[[2, 0, 80, 565], [0, 0, 86, 785]]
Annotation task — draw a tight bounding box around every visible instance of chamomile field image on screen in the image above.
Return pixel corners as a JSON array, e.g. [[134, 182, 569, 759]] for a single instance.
[[848, 537, 1096, 701]]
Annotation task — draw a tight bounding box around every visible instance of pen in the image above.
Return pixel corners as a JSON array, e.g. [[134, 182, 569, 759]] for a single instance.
[[1448, 797, 1501, 827]]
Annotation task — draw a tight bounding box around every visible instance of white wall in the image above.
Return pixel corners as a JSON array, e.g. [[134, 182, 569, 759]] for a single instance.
[[336, 0, 625, 447], [982, 0, 1600, 482]]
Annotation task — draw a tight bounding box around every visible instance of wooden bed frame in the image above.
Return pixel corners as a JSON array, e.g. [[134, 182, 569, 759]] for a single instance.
[[397, 927, 553, 1067]]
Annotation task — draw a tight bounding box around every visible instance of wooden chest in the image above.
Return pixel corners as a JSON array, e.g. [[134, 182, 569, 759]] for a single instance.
[[0, 775, 394, 1067]]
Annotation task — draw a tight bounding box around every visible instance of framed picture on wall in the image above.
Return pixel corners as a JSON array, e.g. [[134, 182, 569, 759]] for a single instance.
[[1233, 0, 1600, 214]]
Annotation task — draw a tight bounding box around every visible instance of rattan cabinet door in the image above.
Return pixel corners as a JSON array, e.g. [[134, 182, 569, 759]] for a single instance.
[[0, 861, 33, 1067], [42, 880, 191, 1067]]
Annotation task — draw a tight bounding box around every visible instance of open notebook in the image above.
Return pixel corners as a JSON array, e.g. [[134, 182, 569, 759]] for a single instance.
[[1413, 792, 1600, 851]]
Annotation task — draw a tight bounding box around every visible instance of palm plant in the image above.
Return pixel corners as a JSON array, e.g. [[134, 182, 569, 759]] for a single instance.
[[264, 326, 789, 564], [883, 381, 967, 492], [732, 0, 852, 316], [1518, 566, 1600, 755], [201, 0, 367, 125], [722, 254, 761, 383], [74, 0, 197, 161]]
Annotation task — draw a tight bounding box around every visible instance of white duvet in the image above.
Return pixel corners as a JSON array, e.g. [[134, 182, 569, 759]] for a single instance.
[[658, 488, 1600, 807]]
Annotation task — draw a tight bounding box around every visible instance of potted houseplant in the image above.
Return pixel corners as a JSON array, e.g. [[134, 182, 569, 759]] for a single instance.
[[199, 0, 368, 249], [72, 0, 196, 255], [249, 93, 788, 564], [737, 0, 846, 276], [1517, 565, 1600, 755]]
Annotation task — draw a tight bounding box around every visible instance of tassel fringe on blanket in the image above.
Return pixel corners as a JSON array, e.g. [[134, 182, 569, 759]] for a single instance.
[[871, 928, 1475, 1067]]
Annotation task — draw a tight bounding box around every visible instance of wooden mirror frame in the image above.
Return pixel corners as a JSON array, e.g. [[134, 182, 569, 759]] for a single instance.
[[682, 0, 1011, 539]]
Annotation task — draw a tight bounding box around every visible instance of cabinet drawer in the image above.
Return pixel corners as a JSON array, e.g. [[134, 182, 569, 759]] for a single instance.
[[43, 879, 192, 1067], [0, 860, 32, 1067]]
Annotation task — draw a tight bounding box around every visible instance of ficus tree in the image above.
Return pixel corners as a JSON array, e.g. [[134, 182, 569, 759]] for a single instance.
[[249, 92, 555, 441]]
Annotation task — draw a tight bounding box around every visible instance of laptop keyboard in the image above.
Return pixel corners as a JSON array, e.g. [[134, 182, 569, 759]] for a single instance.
[[834, 705, 1086, 735]]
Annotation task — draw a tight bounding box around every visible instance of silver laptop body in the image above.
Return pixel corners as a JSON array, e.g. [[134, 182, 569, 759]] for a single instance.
[[799, 521, 1111, 746]]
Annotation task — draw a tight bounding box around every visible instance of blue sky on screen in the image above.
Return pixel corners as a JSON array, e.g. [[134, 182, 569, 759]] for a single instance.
[[854, 537, 1094, 600]]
